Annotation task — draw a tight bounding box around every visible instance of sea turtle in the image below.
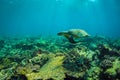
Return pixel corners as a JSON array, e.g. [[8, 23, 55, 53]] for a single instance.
[[57, 29, 90, 43]]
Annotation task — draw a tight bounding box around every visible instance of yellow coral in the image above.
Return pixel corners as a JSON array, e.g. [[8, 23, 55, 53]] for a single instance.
[[26, 56, 65, 80], [105, 59, 120, 76]]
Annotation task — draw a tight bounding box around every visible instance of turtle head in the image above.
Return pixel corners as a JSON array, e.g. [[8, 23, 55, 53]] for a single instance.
[[57, 31, 71, 38], [57, 32, 65, 36]]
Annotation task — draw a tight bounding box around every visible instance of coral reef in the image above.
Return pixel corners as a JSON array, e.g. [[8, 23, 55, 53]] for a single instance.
[[0, 35, 120, 80], [0, 40, 5, 49], [63, 48, 90, 72], [26, 55, 65, 80]]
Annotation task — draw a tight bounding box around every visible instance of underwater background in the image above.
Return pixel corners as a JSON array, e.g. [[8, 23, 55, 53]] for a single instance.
[[0, 0, 120, 37], [0, 0, 120, 80]]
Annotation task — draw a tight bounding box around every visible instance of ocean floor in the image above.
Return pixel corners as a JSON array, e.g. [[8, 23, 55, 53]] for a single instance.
[[0, 35, 120, 80]]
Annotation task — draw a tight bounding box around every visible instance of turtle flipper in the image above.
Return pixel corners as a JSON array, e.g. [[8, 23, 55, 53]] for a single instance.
[[57, 32, 78, 44], [68, 36, 78, 44], [57, 32, 70, 39]]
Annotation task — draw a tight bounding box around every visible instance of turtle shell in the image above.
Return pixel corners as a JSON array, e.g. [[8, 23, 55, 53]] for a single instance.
[[68, 29, 90, 38]]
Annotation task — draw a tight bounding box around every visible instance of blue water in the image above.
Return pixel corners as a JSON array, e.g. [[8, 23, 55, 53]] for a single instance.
[[0, 0, 120, 37]]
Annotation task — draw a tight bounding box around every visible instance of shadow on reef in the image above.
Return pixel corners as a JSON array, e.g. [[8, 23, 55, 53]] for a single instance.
[[9, 74, 28, 80], [64, 74, 85, 80], [63, 48, 91, 72]]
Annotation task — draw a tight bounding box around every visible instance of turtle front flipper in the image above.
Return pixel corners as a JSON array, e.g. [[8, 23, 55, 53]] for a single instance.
[[57, 32, 71, 39], [68, 36, 78, 44], [57, 32, 78, 44]]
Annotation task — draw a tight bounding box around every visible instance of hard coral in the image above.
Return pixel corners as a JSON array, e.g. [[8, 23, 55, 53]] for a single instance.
[[99, 59, 120, 80], [98, 44, 119, 60], [86, 67, 101, 80], [63, 48, 91, 79], [22, 44, 34, 50], [29, 53, 49, 67], [100, 59, 113, 70], [113, 39, 120, 50], [26, 55, 65, 80], [12, 43, 34, 50], [0, 40, 4, 49], [0, 58, 12, 69], [105, 59, 120, 76], [63, 48, 90, 72], [16, 63, 40, 75]]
